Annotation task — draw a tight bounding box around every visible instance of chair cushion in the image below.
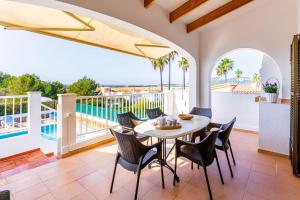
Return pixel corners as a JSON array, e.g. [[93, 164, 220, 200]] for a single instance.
[[215, 138, 229, 150], [142, 149, 157, 167], [180, 145, 214, 166], [135, 132, 149, 142]]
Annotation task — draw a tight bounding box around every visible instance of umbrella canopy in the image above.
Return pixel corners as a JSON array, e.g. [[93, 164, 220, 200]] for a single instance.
[[0, 0, 172, 59]]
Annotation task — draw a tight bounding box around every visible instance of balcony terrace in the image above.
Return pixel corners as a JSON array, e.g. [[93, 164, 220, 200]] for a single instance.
[[0, 0, 299, 199]]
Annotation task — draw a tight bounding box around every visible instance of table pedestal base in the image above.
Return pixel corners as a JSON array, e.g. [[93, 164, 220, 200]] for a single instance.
[[148, 139, 180, 182]]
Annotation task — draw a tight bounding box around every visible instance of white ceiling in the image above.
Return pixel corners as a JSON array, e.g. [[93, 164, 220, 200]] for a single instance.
[[155, 0, 271, 32]]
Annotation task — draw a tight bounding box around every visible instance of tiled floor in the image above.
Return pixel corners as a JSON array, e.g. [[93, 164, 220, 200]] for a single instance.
[[1, 130, 300, 200]]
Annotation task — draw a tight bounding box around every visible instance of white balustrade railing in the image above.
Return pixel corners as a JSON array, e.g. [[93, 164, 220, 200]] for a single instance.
[[75, 92, 165, 138], [0, 95, 28, 134]]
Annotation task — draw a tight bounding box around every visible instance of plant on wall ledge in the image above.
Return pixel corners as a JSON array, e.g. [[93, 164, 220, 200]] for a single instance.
[[262, 82, 278, 93], [262, 81, 279, 103]]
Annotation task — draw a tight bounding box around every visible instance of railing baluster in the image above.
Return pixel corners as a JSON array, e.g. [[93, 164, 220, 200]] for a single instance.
[[85, 98, 88, 135], [20, 97, 22, 128]]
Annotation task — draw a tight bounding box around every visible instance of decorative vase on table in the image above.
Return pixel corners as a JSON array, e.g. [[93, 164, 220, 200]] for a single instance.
[[262, 79, 279, 103]]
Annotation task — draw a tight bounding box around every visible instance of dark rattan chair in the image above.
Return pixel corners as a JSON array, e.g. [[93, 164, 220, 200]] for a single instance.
[[109, 129, 164, 200], [0, 190, 10, 200], [214, 117, 236, 178], [190, 107, 222, 142], [117, 111, 151, 143], [173, 131, 224, 200], [146, 108, 166, 119]]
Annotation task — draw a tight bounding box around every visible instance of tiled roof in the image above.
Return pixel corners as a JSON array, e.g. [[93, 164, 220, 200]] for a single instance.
[[211, 84, 261, 94]]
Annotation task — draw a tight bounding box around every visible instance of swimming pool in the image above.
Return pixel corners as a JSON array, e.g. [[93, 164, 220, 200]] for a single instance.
[[0, 124, 57, 140]]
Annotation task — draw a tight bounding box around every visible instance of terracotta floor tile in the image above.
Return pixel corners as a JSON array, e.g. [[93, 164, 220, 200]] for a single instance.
[[0, 178, 7, 187], [1, 131, 299, 200], [0, 174, 41, 193], [104, 188, 133, 200], [71, 191, 96, 200], [36, 194, 56, 200], [50, 181, 86, 200], [13, 183, 49, 200]]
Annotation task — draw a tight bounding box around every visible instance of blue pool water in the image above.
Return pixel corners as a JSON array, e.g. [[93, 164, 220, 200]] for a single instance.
[[0, 124, 57, 140]]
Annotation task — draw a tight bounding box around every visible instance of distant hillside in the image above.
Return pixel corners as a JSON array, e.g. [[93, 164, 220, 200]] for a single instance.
[[211, 77, 251, 85]]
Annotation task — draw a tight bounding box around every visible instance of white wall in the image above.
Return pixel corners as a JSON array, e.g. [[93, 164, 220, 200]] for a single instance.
[[199, 0, 299, 107], [260, 54, 282, 98], [211, 92, 259, 131], [259, 102, 290, 155]]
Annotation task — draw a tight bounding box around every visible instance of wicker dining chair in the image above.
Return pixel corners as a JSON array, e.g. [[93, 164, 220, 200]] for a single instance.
[[214, 117, 236, 178], [173, 131, 224, 200], [146, 108, 166, 119], [116, 111, 151, 143], [190, 107, 222, 142], [0, 190, 10, 200], [109, 128, 164, 200]]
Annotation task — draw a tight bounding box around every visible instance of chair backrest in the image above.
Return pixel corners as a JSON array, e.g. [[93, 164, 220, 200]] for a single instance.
[[110, 128, 144, 164], [127, 111, 140, 121], [197, 131, 219, 163], [146, 108, 165, 119], [117, 112, 135, 128], [219, 117, 236, 144], [190, 107, 212, 119]]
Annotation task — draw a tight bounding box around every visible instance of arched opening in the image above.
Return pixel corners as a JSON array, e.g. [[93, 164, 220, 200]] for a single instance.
[[9, 0, 197, 108], [210, 48, 282, 131]]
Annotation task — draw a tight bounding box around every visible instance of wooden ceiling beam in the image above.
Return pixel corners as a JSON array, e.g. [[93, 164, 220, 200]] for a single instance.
[[144, 0, 156, 8], [170, 0, 208, 23], [187, 0, 253, 33]]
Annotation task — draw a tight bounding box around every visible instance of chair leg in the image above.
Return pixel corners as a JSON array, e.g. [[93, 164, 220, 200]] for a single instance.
[[110, 154, 119, 193], [228, 141, 236, 165], [191, 162, 193, 170], [224, 148, 234, 178], [173, 153, 178, 186], [160, 158, 165, 189], [203, 166, 213, 200], [197, 164, 200, 169], [134, 169, 141, 200], [215, 152, 224, 184]]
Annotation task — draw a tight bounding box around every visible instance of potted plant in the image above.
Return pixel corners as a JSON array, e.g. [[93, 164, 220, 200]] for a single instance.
[[262, 81, 278, 103]]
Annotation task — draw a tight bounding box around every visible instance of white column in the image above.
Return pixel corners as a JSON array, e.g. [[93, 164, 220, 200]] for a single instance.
[[164, 91, 175, 115], [27, 92, 41, 142], [57, 93, 77, 155]]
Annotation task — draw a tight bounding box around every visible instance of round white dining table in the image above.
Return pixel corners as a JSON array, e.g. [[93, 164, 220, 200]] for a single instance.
[[134, 115, 210, 139], [134, 115, 210, 182]]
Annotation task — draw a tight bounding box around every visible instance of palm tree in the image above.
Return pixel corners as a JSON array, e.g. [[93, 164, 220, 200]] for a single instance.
[[165, 51, 178, 90], [178, 57, 189, 90], [252, 73, 261, 87], [235, 69, 243, 82], [151, 57, 168, 92], [216, 58, 234, 82]]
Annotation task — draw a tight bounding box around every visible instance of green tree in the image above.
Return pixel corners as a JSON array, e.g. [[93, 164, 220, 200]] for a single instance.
[[165, 51, 178, 90], [151, 57, 168, 92], [0, 72, 11, 86], [252, 73, 261, 87], [42, 81, 65, 99], [67, 76, 97, 96], [216, 58, 234, 82], [178, 57, 189, 90], [235, 69, 243, 82], [6, 74, 43, 95]]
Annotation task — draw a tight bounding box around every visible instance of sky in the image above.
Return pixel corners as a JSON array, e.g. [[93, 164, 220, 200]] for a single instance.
[[0, 26, 263, 85], [212, 49, 263, 79], [0, 26, 187, 86]]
